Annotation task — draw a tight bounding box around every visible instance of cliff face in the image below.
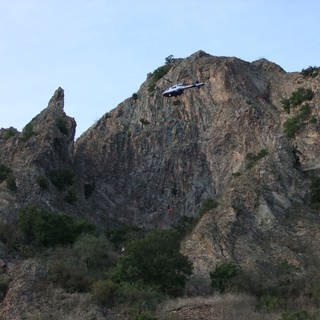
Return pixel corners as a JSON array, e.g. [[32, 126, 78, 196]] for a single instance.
[[74, 51, 320, 286], [1, 51, 320, 287]]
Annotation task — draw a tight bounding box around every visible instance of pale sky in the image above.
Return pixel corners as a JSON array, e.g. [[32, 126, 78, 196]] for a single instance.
[[1, 0, 319, 137]]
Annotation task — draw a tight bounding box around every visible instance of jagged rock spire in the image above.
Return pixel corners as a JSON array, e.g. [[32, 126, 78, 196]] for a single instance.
[[48, 87, 64, 111]]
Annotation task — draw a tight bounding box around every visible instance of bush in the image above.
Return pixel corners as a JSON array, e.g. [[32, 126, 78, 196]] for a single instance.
[[112, 229, 192, 296], [283, 104, 312, 138], [148, 64, 171, 93], [210, 262, 239, 293], [281, 88, 314, 113], [18, 205, 95, 247], [48, 169, 74, 190], [106, 224, 144, 250], [2, 127, 17, 140], [301, 66, 319, 78], [199, 198, 218, 215], [173, 216, 198, 236], [283, 117, 300, 138]]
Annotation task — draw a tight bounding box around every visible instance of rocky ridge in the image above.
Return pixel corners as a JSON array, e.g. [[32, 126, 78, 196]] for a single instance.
[[0, 50, 320, 304]]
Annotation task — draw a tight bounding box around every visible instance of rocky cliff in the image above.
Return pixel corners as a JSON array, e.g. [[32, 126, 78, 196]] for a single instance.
[[1, 50, 320, 293]]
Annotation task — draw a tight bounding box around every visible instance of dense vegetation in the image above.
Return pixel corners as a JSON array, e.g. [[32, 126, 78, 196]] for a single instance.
[[18, 205, 95, 247], [112, 229, 193, 296], [48, 169, 74, 190]]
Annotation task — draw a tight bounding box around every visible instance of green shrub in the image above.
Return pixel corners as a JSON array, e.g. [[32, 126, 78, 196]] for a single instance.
[[18, 205, 95, 247], [148, 64, 171, 94], [281, 88, 314, 113], [55, 117, 68, 135], [301, 66, 319, 78], [0, 164, 11, 183], [173, 216, 197, 236], [210, 262, 239, 293], [165, 54, 174, 64], [112, 229, 192, 296], [283, 104, 312, 138], [283, 117, 300, 138], [2, 127, 17, 140], [36, 176, 49, 190], [48, 169, 74, 190], [21, 122, 35, 142], [132, 93, 138, 100], [199, 198, 218, 215], [91, 279, 118, 306], [106, 224, 144, 250]]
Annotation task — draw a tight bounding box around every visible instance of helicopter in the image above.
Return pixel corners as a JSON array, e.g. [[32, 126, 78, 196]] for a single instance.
[[162, 80, 204, 97]]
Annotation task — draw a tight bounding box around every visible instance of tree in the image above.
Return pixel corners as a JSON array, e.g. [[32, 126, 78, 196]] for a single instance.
[[165, 55, 174, 64], [210, 262, 238, 293], [112, 229, 192, 296], [18, 204, 95, 247]]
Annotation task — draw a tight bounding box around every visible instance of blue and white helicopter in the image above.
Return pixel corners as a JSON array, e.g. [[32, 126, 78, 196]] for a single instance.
[[162, 80, 204, 97]]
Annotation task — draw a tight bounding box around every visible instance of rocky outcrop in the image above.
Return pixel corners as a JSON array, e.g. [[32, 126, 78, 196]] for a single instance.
[[1, 51, 320, 289], [0, 87, 76, 221]]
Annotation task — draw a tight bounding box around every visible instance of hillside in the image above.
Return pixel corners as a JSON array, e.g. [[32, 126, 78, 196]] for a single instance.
[[0, 51, 320, 319]]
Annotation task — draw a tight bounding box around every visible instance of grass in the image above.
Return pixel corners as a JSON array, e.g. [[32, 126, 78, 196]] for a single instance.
[[157, 294, 280, 320]]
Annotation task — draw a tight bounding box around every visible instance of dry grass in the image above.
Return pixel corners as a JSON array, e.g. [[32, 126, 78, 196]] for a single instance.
[[157, 293, 280, 320]]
